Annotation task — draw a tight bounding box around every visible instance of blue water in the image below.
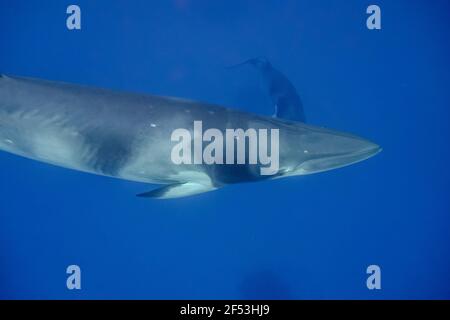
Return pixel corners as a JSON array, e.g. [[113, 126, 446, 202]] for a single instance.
[[1, 0, 449, 299]]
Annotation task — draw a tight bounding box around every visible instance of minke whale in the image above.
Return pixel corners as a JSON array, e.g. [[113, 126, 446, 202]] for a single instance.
[[229, 57, 306, 122], [0, 74, 380, 199]]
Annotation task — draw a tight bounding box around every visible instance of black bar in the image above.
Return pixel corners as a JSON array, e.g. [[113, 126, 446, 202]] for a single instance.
[[1, 300, 448, 317]]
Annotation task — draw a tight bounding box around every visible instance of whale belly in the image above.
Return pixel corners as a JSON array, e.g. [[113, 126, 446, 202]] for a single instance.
[[0, 105, 98, 175]]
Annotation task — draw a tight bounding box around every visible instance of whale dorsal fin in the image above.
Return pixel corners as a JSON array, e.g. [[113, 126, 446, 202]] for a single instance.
[[137, 182, 216, 199]]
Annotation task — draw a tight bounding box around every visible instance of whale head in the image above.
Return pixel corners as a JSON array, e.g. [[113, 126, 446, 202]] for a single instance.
[[279, 123, 381, 177]]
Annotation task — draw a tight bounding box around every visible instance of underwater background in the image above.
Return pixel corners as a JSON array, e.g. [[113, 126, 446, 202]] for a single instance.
[[0, 0, 449, 299]]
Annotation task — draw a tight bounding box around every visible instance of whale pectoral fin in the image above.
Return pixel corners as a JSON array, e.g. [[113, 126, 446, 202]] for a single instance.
[[136, 182, 217, 199]]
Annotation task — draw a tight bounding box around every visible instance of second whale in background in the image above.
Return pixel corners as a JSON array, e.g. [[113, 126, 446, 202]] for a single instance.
[[229, 57, 306, 123]]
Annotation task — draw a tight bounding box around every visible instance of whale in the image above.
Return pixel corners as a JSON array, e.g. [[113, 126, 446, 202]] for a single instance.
[[0, 74, 380, 198], [228, 57, 306, 122]]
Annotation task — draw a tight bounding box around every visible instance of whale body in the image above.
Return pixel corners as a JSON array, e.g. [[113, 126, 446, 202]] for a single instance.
[[0, 74, 380, 198]]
